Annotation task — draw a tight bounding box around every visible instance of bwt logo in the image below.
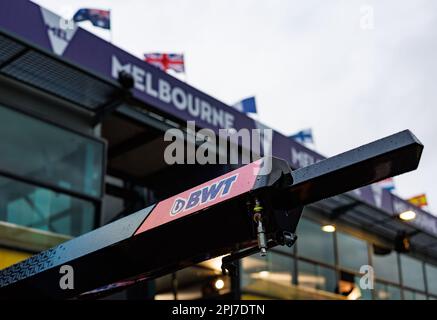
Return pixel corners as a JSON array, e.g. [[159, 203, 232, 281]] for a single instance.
[[170, 174, 238, 216]]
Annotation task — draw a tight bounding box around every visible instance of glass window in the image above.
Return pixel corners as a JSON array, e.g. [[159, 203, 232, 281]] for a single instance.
[[425, 263, 437, 295], [372, 246, 400, 283], [241, 252, 294, 295], [403, 290, 426, 300], [400, 255, 425, 291], [353, 275, 373, 300], [296, 218, 335, 265], [0, 176, 95, 236], [375, 282, 401, 300], [0, 105, 104, 197], [337, 232, 369, 271], [298, 260, 336, 293]]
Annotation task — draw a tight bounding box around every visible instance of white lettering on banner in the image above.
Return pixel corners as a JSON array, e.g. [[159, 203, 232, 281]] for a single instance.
[[201, 101, 212, 124], [132, 65, 145, 91], [112, 55, 235, 129], [291, 147, 322, 168], [159, 79, 171, 103], [146, 73, 158, 97]]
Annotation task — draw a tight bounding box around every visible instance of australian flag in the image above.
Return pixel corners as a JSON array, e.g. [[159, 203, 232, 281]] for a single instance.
[[73, 8, 111, 30]]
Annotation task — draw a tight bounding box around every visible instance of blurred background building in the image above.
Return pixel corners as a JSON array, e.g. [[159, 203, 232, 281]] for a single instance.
[[0, 0, 436, 300]]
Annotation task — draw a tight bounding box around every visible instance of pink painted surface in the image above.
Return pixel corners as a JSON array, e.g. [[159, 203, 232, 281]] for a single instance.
[[134, 160, 262, 235]]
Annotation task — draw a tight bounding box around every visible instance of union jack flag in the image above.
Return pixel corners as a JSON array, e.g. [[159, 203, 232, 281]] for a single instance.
[[144, 53, 185, 73]]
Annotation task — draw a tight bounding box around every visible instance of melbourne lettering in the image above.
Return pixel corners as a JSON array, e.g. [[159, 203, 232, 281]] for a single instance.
[[112, 55, 235, 129]]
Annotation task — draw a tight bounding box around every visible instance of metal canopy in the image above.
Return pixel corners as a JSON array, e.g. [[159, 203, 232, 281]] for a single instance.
[[314, 194, 437, 260]]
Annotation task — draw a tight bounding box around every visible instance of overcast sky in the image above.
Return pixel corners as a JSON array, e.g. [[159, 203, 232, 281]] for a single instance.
[[35, 0, 437, 214]]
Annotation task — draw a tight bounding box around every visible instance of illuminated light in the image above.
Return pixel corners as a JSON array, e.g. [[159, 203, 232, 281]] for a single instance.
[[321, 224, 336, 233], [259, 271, 270, 278], [399, 210, 416, 221], [214, 279, 225, 290]]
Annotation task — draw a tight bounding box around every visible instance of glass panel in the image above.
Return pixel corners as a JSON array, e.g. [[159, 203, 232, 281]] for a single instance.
[[400, 255, 425, 291], [375, 282, 401, 300], [403, 290, 426, 300], [372, 247, 400, 283], [0, 105, 104, 197], [297, 260, 336, 293], [425, 263, 437, 295], [241, 252, 294, 296], [296, 218, 335, 265], [337, 232, 369, 271], [0, 176, 95, 236], [354, 275, 373, 300]]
